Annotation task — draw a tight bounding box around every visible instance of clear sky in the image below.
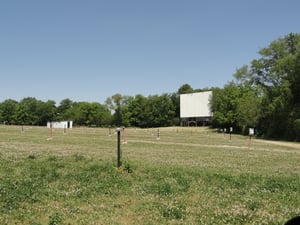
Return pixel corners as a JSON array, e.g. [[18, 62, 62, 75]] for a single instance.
[[1, 0, 299, 104]]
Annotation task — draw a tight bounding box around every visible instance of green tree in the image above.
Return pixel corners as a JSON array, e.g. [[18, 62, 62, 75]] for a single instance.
[[57, 98, 73, 120], [235, 33, 300, 140], [88, 102, 112, 126], [36, 100, 57, 125], [112, 93, 176, 128], [66, 101, 112, 127], [105, 94, 132, 126], [0, 99, 18, 124], [294, 119, 300, 141], [170, 92, 180, 125], [126, 94, 148, 127], [233, 66, 262, 134], [146, 94, 175, 127], [15, 97, 40, 125], [68, 102, 91, 126], [211, 82, 242, 129], [178, 84, 193, 94], [236, 89, 261, 134]]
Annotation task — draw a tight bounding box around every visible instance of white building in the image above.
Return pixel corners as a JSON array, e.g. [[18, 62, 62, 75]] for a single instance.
[[180, 91, 212, 126], [47, 121, 73, 129]]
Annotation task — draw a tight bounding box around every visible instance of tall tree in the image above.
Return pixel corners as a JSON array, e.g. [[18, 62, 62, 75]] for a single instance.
[[105, 94, 123, 126], [235, 33, 300, 140], [0, 99, 18, 124], [125, 94, 148, 127], [170, 92, 180, 125], [16, 97, 40, 125], [57, 98, 73, 120], [146, 94, 175, 127], [178, 84, 193, 94], [36, 100, 56, 125], [211, 82, 242, 129]]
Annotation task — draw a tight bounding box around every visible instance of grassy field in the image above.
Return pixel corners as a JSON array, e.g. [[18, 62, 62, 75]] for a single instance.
[[0, 125, 299, 225]]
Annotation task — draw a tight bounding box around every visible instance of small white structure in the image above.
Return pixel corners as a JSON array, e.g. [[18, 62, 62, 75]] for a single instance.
[[180, 91, 212, 126], [47, 121, 73, 129], [249, 128, 254, 136]]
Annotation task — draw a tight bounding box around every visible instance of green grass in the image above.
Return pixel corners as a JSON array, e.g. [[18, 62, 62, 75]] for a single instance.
[[0, 125, 299, 224]]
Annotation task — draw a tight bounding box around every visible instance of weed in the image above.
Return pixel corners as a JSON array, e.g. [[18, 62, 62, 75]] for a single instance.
[[72, 153, 86, 162], [28, 154, 36, 160], [159, 200, 187, 220], [245, 199, 261, 211], [123, 162, 133, 173], [48, 212, 62, 225]]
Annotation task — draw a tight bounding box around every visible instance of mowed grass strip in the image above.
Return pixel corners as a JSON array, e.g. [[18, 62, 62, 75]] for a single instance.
[[0, 125, 299, 224]]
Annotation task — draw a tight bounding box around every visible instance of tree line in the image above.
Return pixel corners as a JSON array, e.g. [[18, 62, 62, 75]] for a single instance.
[[211, 33, 300, 141], [1, 33, 299, 141], [0, 95, 178, 128]]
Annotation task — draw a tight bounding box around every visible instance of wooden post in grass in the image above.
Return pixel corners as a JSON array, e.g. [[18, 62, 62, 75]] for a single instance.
[[229, 127, 233, 141], [248, 128, 254, 148], [156, 128, 160, 140], [50, 122, 53, 139], [116, 128, 122, 167]]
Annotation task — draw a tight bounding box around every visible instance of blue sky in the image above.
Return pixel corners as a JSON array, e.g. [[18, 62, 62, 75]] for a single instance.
[[1, 0, 299, 104]]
